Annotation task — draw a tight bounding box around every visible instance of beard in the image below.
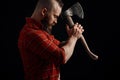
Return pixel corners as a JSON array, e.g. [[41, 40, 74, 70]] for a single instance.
[[41, 16, 54, 34]]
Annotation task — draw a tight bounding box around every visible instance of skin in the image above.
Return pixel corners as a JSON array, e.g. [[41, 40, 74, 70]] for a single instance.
[[31, 0, 84, 63], [40, 2, 62, 34]]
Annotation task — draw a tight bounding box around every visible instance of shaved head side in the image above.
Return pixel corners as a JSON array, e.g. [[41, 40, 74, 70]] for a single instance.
[[35, 0, 64, 12]]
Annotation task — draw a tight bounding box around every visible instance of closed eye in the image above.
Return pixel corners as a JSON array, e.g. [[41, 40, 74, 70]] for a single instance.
[[54, 15, 59, 19]]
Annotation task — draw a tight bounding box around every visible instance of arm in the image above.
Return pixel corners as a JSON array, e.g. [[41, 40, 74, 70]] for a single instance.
[[62, 36, 77, 63], [61, 23, 84, 63]]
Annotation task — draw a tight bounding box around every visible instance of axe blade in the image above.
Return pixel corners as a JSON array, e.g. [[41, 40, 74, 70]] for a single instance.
[[64, 2, 84, 19]]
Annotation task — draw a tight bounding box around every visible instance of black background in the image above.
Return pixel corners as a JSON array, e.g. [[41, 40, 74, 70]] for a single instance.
[[6, 0, 120, 80]]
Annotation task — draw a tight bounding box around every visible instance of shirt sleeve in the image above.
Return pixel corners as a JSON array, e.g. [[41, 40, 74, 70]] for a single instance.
[[25, 30, 66, 65]]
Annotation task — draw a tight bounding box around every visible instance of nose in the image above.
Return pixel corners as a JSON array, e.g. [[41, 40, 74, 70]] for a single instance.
[[54, 18, 57, 24], [54, 19, 57, 24]]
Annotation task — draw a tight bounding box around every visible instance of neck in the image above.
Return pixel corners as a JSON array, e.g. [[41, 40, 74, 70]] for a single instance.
[[31, 11, 42, 25], [31, 12, 52, 34]]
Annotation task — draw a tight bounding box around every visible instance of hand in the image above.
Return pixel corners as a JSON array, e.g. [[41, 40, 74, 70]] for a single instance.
[[66, 23, 84, 39]]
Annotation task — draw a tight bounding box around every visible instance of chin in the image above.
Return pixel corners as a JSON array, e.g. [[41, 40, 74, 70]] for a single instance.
[[46, 26, 52, 34], [48, 26, 52, 30]]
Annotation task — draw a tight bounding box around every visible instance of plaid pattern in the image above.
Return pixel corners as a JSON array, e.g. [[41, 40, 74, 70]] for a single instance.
[[18, 18, 65, 80]]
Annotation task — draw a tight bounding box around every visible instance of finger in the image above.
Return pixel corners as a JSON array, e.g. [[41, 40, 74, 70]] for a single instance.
[[81, 29, 84, 32], [81, 28, 84, 33], [74, 23, 78, 27], [80, 26, 83, 29], [75, 22, 78, 25], [78, 24, 83, 28], [78, 24, 81, 27], [66, 24, 70, 31]]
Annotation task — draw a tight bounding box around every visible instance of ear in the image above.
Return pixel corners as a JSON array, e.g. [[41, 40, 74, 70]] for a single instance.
[[41, 8, 47, 17]]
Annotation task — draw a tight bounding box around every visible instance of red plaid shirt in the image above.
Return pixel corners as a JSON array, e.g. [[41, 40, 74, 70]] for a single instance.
[[18, 17, 65, 80]]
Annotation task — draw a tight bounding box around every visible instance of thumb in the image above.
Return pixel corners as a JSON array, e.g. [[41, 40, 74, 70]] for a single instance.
[[66, 24, 70, 31]]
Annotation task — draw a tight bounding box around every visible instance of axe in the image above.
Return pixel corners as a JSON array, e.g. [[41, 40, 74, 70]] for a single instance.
[[63, 2, 98, 60]]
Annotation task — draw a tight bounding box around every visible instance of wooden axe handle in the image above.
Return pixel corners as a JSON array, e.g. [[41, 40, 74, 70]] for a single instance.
[[66, 16, 98, 60]]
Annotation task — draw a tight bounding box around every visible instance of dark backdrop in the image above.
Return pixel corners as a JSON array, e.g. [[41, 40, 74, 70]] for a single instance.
[[6, 0, 119, 80]]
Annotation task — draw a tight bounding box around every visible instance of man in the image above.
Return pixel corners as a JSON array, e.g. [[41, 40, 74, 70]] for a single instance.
[[18, 0, 84, 80]]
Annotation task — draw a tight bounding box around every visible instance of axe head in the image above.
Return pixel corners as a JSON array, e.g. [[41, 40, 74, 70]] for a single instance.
[[63, 2, 84, 19]]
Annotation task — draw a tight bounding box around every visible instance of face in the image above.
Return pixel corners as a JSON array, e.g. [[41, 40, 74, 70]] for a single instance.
[[41, 2, 62, 33]]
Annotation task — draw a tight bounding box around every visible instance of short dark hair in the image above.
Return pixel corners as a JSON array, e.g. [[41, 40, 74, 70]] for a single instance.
[[35, 0, 64, 10]]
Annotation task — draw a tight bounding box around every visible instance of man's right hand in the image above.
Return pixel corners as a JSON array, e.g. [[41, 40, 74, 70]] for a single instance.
[[66, 23, 84, 39]]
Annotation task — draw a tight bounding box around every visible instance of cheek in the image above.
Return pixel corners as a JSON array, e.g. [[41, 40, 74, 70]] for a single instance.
[[49, 16, 54, 23]]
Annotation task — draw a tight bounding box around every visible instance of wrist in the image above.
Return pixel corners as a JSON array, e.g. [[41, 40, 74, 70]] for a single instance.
[[69, 35, 78, 42]]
